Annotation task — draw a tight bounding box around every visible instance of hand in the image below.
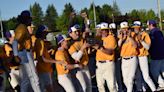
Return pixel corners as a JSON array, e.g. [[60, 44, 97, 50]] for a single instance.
[[66, 64, 75, 70], [81, 42, 91, 50], [73, 64, 83, 69], [127, 31, 131, 37], [107, 48, 114, 55], [55, 60, 65, 65], [78, 64, 84, 69], [122, 34, 127, 41], [137, 34, 142, 41], [92, 44, 100, 50], [13, 56, 21, 66]]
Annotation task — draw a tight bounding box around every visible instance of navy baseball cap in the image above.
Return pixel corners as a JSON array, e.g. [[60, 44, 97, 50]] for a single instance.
[[56, 34, 70, 44], [5, 30, 15, 38], [20, 10, 32, 18], [147, 20, 157, 25], [68, 24, 80, 33], [37, 25, 48, 33], [5, 31, 11, 38]]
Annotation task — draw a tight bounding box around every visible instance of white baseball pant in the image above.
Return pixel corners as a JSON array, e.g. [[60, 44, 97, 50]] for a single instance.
[[9, 68, 19, 89], [138, 56, 156, 91], [58, 74, 76, 92], [96, 61, 117, 92], [122, 56, 138, 92], [76, 66, 92, 92]]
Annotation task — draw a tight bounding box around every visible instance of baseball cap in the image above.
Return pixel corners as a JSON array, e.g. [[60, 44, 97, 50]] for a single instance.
[[5, 31, 11, 38], [147, 20, 157, 25], [120, 21, 129, 29], [20, 10, 32, 18], [95, 24, 101, 30], [56, 34, 71, 44], [100, 22, 109, 30], [35, 25, 48, 38], [5, 30, 15, 38], [132, 21, 142, 28], [68, 24, 80, 33], [36, 25, 48, 33], [109, 23, 116, 29]]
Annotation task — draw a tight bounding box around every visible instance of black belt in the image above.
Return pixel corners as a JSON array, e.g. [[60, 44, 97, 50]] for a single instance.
[[123, 57, 133, 60], [19, 49, 30, 52], [99, 60, 113, 63]]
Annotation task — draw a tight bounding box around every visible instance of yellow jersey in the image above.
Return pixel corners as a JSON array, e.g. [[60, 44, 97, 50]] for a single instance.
[[35, 39, 53, 73], [138, 31, 151, 56], [68, 39, 89, 66], [55, 49, 70, 75], [96, 34, 117, 61], [120, 32, 138, 57]]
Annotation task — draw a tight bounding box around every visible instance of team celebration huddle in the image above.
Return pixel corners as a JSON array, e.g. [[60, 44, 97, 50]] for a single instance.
[[0, 8, 164, 92]]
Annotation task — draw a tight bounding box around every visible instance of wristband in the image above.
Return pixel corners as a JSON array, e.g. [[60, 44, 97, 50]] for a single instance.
[[74, 64, 80, 68]]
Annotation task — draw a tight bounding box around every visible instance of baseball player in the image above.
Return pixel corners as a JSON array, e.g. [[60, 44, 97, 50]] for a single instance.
[[4, 30, 20, 92], [55, 34, 83, 92], [118, 21, 138, 92], [132, 21, 156, 91], [94, 22, 117, 92], [12, 10, 42, 92], [109, 23, 124, 92], [34, 25, 60, 92], [68, 24, 92, 92]]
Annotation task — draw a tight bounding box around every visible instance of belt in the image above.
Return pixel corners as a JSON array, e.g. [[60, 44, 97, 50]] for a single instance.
[[19, 49, 30, 52], [99, 60, 113, 63], [10, 67, 19, 70], [123, 57, 133, 60]]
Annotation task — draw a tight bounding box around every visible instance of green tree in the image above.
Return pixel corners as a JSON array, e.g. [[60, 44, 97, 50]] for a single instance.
[[138, 9, 147, 23], [30, 2, 43, 27], [44, 4, 58, 31], [56, 3, 75, 32], [88, 4, 101, 28], [160, 9, 164, 29], [161, 9, 164, 20], [128, 9, 140, 23], [112, 1, 121, 16], [146, 9, 156, 20], [100, 4, 113, 22], [5, 17, 17, 30]]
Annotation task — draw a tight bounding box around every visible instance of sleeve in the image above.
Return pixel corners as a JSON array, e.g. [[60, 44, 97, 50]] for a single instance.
[[68, 43, 83, 61], [12, 40, 18, 56], [140, 33, 151, 50], [4, 44, 12, 57], [68, 44, 77, 55], [154, 31, 164, 41], [57, 53, 66, 61], [55, 52, 67, 65], [71, 51, 83, 61], [144, 33, 151, 45]]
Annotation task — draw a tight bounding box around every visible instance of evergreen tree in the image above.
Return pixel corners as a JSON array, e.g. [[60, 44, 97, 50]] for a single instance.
[[30, 2, 43, 28], [56, 3, 75, 32], [44, 4, 58, 31], [112, 1, 121, 16]]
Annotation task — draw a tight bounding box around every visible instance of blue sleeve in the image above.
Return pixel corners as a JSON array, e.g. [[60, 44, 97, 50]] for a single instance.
[[154, 31, 164, 42], [12, 40, 18, 56]]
